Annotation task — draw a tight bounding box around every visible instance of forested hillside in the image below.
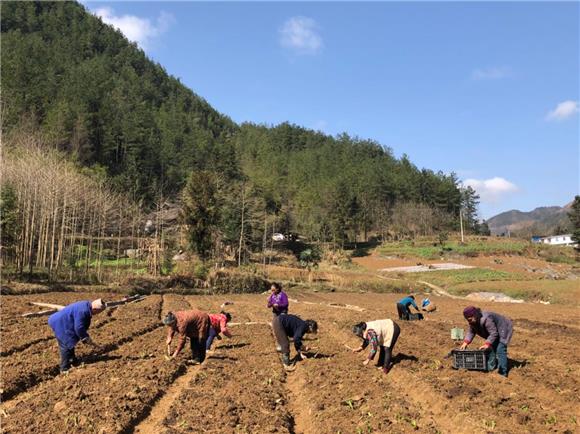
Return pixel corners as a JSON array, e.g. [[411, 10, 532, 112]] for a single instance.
[[1, 1, 468, 269], [1, 1, 238, 202]]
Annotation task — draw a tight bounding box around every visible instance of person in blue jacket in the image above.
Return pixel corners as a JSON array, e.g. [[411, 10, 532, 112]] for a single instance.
[[396, 295, 421, 320], [48, 298, 106, 373]]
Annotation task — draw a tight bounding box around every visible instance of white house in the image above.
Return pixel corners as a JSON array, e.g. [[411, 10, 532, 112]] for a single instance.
[[539, 234, 576, 246], [272, 233, 285, 241]]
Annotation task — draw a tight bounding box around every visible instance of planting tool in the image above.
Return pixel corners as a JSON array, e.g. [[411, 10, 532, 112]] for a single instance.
[[22, 294, 146, 318]]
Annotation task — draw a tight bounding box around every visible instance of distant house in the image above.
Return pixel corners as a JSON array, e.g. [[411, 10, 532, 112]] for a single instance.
[[271, 232, 299, 242], [536, 234, 576, 246]]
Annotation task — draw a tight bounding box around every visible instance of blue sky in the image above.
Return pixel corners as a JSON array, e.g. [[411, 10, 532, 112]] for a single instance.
[[84, 1, 579, 219]]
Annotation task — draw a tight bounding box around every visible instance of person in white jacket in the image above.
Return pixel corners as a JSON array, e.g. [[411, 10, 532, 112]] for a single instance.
[[351, 319, 401, 375]]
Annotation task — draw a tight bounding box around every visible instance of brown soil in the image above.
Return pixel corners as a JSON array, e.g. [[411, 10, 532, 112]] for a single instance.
[[1, 291, 579, 433]]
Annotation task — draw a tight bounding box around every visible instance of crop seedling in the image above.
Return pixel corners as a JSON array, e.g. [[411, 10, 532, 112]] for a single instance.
[[544, 415, 557, 425], [357, 421, 373, 434], [482, 419, 496, 430]]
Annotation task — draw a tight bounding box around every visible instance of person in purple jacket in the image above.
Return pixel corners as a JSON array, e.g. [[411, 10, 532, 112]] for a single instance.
[[459, 306, 514, 377], [267, 282, 289, 318], [48, 299, 106, 373]]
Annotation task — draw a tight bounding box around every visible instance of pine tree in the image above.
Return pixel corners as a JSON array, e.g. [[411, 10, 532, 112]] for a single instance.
[[568, 196, 580, 250], [181, 171, 221, 260]]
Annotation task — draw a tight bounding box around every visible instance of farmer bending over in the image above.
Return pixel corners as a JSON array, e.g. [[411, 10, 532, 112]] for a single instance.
[[267, 282, 289, 318], [272, 314, 318, 371], [352, 319, 400, 375], [48, 298, 106, 374], [206, 311, 233, 351], [164, 309, 210, 364], [460, 306, 513, 377], [396, 295, 421, 320]]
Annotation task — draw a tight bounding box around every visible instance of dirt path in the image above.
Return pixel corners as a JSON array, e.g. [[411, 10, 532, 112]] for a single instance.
[[133, 364, 202, 434]]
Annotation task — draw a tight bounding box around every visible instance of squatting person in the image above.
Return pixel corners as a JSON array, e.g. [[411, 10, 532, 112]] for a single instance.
[[272, 314, 318, 371], [267, 282, 289, 318], [206, 311, 233, 351], [163, 309, 210, 364], [396, 295, 421, 320], [48, 298, 106, 373], [460, 306, 514, 377], [351, 318, 400, 375]]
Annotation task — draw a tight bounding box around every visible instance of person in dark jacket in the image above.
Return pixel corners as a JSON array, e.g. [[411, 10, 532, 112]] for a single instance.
[[460, 306, 514, 377], [267, 282, 289, 317], [48, 299, 106, 373], [272, 314, 317, 371], [164, 309, 211, 364], [396, 295, 421, 320]]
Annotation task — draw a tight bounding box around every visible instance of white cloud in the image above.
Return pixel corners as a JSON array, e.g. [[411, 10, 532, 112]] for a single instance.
[[279, 17, 323, 55], [545, 100, 579, 121], [94, 7, 173, 50], [471, 66, 512, 80], [463, 177, 518, 203]]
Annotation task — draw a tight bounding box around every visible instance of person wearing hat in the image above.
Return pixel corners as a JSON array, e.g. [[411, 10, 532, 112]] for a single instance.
[[272, 314, 318, 371], [163, 309, 211, 364], [206, 311, 233, 352], [48, 299, 106, 373], [396, 295, 421, 320], [267, 282, 289, 318], [351, 319, 400, 375], [460, 306, 513, 377]]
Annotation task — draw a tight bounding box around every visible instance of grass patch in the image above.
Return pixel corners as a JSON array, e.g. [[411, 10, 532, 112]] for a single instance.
[[388, 268, 528, 287], [378, 237, 528, 259], [76, 257, 146, 268]]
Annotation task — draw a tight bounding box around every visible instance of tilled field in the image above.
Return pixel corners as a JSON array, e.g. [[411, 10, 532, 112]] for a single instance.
[[1, 291, 579, 433]]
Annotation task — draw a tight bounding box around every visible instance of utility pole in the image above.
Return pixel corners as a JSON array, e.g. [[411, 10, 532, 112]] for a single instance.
[[459, 209, 465, 243]]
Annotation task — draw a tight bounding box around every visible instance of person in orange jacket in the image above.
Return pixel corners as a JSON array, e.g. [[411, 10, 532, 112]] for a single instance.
[[163, 309, 210, 364]]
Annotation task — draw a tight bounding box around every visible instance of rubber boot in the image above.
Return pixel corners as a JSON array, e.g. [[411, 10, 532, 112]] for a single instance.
[[281, 353, 291, 366], [281, 353, 295, 372]]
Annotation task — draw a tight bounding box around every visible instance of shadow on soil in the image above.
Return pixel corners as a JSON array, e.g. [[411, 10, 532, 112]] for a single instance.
[[217, 342, 250, 350], [208, 355, 239, 361], [292, 352, 334, 363], [82, 354, 124, 364], [392, 353, 419, 366], [509, 358, 528, 369], [345, 239, 382, 258]]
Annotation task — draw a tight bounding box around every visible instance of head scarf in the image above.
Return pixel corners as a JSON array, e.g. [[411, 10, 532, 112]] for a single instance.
[[163, 312, 177, 325], [463, 306, 479, 318], [91, 299, 105, 310]]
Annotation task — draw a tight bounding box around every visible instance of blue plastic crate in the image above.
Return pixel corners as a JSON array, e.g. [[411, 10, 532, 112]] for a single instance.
[[452, 349, 487, 371]]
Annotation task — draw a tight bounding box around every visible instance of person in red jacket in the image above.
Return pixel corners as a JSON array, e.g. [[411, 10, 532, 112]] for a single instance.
[[163, 309, 210, 364], [206, 311, 232, 351]]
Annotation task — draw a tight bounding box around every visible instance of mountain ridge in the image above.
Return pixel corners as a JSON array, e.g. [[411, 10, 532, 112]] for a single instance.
[[487, 203, 572, 236]]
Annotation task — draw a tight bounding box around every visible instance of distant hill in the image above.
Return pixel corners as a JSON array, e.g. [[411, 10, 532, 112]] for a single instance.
[[487, 203, 572, 237]]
